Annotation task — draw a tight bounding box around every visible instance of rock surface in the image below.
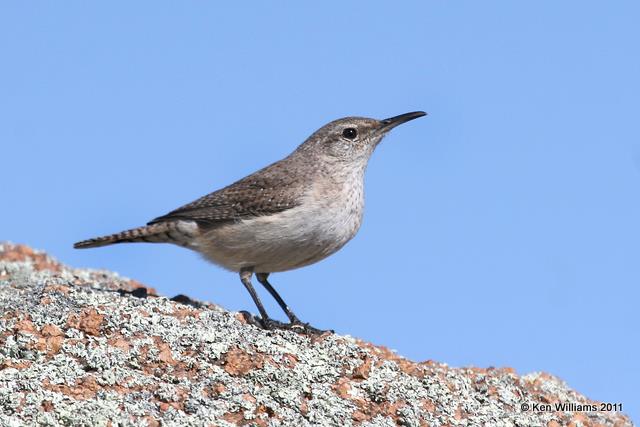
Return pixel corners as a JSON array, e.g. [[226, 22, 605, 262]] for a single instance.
[[0, 243, 632, 427]]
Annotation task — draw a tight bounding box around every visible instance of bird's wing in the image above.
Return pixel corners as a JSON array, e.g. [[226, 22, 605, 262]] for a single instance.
[[148, 162, 305, 228]]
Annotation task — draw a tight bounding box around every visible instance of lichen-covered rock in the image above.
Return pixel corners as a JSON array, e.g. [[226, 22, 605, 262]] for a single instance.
[[0, 243, 632, 426]]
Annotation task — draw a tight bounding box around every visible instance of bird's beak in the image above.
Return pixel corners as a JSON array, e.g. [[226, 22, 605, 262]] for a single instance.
[[379, 111, 427, 132]]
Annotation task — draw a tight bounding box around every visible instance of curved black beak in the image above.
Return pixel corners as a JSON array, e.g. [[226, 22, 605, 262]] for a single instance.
[[379, 111, 427, 131]]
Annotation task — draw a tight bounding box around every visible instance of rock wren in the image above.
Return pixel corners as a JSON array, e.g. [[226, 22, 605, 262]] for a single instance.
[[75, 111, 426, 333]]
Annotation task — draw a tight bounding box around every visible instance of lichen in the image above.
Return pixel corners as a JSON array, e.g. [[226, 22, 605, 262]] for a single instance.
[[0, 244, 632, 427]]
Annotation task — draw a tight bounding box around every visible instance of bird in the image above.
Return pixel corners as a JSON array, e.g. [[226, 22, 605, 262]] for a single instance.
[[74, 111, 426, 333]]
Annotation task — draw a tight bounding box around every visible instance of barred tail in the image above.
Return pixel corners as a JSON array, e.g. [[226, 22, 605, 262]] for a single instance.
[[73, 222, 198, 249]]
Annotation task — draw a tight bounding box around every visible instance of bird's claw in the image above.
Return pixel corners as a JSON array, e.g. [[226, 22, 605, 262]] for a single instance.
[[288, 320, 332, 335], [239, 312, 331, 335]]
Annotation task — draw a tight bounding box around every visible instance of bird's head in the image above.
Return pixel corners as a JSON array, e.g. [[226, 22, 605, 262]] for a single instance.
[[297, 111, 426, 164]]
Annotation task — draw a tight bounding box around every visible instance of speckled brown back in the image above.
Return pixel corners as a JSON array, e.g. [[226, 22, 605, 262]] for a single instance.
[[148, 155, 312, 228]]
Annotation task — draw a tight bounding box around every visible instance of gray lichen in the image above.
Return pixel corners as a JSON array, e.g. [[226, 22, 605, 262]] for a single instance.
[[0, 244, 633, 427]]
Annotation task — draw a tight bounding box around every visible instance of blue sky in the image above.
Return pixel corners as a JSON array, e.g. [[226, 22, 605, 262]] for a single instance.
[[1, 1, 638, 421]]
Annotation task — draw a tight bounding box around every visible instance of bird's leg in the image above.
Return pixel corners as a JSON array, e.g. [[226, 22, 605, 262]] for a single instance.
[[255, 273, 330, 335], [239, 268, 278, 330], [255, 273, 301, 323]]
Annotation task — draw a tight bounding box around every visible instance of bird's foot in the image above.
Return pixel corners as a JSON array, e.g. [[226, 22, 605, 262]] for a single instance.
[[240, 311, 286, 330], [239, 312, 332, 335], [287, 319, 333, 335]]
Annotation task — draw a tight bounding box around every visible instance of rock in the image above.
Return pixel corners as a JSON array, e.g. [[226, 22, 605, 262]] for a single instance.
[[0, 243, 632, 426]]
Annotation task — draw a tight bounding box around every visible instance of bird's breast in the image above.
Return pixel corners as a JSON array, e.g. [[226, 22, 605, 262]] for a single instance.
[[305, 174, 365, 245]]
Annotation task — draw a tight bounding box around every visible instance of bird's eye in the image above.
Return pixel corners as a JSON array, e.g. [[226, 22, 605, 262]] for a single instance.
[[342, 128, 358, 139]]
